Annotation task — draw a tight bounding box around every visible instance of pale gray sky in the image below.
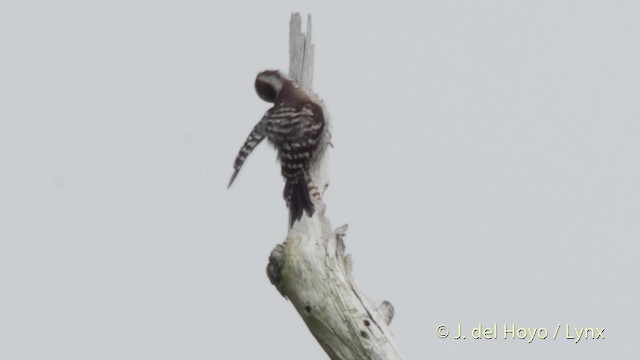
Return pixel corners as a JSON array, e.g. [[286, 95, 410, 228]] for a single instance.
[[1, 1, 638, 359]]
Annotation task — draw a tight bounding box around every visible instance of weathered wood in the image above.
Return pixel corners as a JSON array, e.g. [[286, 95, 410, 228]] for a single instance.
[[267, 13, 404, 360]]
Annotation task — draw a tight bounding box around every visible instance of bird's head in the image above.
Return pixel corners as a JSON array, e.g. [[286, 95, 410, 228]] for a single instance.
[[255, 70, 288, 103]]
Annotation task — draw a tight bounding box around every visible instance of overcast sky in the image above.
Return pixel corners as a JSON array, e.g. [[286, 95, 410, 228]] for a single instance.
[[1, 1, 638, 359]]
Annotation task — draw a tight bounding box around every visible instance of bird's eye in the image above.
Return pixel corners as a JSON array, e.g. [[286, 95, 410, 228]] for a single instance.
[[256, 82, 277, 103]]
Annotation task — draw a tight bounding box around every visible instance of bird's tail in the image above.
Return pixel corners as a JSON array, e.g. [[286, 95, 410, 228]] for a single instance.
[[284, 177, 315, 227]]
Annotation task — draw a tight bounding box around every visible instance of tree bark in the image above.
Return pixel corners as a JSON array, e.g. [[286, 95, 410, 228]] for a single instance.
[[266, 13, 404, 360]]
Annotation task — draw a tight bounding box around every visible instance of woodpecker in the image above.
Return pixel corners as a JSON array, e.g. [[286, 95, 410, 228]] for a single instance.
[[228, 70, 326, 226]]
